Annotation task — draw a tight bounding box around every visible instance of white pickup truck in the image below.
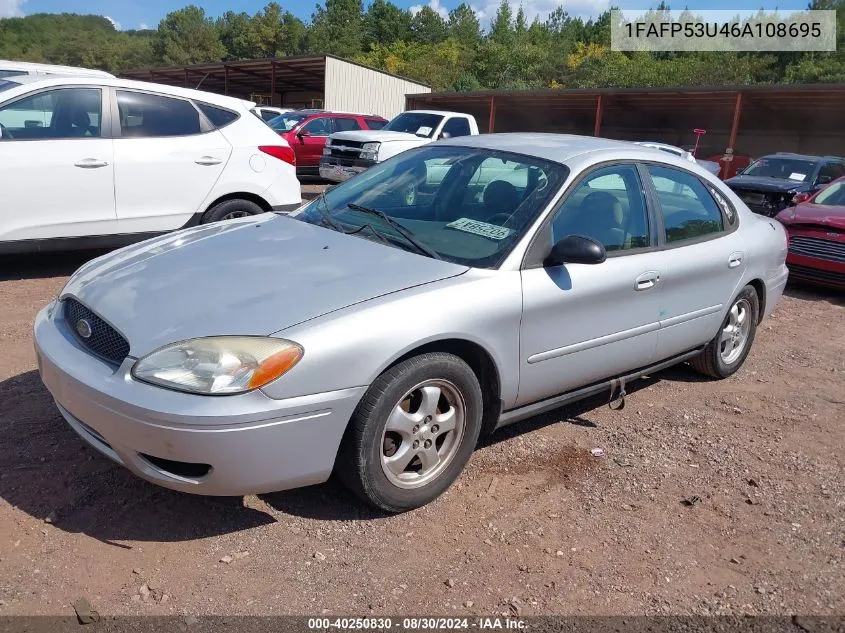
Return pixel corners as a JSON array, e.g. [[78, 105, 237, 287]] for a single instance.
[[319, 110, 479, 182]]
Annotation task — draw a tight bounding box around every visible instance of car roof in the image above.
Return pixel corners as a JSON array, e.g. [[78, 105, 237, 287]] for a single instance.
[[0, 75, 254, 110], [440, 133, 646, 163], [0, 59, 115, 77], [407, 109, 469, 117], [766, 152, 843, 163]]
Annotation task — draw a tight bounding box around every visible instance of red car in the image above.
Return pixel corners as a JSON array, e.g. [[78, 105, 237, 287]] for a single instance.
[[266, 110, 387, 177], [776, 175, 845, 289]]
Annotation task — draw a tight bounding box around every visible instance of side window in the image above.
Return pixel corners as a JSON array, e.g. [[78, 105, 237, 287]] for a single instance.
[[301, 117, 331, 136], [817, 162, 845, 185], [0, 88, 102, 140], [550, 164, 650, 252], [365, 118, 387, 130], [197, 102, 238, 128], [646, 165, 725, 243], [440, 117, 471, 139], [117, 91, 201, 138], [333, 117, 361, 132]]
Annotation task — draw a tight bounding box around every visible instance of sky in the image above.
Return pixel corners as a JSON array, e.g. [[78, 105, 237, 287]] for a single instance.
[[0, 0, 811, 31]]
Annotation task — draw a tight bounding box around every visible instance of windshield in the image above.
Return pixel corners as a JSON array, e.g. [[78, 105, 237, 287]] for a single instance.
[[294, 145, 568, 268], [267, 113, 308, 133], [382, 112, 444, 138], [742, 157, 817, 182], [0, 79, 20, 93], [814, 180, 845, 206]]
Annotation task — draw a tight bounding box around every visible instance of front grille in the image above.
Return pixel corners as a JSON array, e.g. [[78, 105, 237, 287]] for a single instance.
[[329, 140, 365, 150], [324, 156, 357, 166], [328, 148, 363, 160], [787, 263, 845, 286], [789, 236, 845, 264], [64, 298, 130, 366]]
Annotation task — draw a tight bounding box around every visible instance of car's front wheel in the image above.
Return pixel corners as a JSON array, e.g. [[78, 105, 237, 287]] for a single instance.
[[690, 285, 759, 378], [336, 353, 483, 513]]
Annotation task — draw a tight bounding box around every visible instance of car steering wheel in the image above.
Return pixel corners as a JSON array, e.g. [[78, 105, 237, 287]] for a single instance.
[[0, 122, 12, 139]]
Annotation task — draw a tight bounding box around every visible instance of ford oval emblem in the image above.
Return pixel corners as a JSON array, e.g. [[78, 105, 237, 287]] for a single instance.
[[76, 318, 92, 339]]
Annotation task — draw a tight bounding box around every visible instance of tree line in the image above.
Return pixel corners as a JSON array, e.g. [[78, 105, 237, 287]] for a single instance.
[[1, 0, 843, 91]]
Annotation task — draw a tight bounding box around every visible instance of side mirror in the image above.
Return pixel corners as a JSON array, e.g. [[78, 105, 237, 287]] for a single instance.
[[545, 235, 607, 267], [792, 192, 811, 205], [297, 129, 310, 140]]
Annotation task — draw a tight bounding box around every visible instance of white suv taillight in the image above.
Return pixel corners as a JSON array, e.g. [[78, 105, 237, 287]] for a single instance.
[[259, 145, 296, 166]]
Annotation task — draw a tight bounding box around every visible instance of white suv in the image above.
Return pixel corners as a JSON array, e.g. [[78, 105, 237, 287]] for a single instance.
[[0, 75, 301, 253]]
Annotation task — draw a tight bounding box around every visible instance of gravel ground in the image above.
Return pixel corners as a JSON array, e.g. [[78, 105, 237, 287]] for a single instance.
[[0, 243, 842, 619]]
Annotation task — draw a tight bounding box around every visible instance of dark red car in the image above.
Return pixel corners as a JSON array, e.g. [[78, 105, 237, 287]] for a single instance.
[[776, 175, 845, 289], [266, 110, 387, 177]]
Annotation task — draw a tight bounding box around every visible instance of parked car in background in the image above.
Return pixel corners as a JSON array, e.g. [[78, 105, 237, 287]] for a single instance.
[[320, 110, 479, 182], [251, 105, 293, 123], [725, 153, 845, 217], [0, 59, 115, 79], [776, 175, 845, 288], [35, 134, 788, 512], [266, 110, 388, 176], [0, 75, 300, 253], [634, 141, 721, 177]]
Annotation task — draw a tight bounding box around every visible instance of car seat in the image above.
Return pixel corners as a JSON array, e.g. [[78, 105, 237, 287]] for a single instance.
[[483, 180, 521, 220], [569, 191, 626, 251]]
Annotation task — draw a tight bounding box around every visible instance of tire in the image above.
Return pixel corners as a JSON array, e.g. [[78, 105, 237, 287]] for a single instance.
[[201, 199, 264, 224], [336, 352, 483, 513], [689, 285, 759, 379]]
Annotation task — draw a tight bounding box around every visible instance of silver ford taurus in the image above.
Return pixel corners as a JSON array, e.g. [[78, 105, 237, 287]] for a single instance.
[[34, 134, 789, 512]]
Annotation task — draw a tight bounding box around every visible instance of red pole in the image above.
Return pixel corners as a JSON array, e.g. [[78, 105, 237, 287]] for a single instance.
[[727, 92, 743, 153], [488, 96, 496, 133], [593, 94, 604, 137]]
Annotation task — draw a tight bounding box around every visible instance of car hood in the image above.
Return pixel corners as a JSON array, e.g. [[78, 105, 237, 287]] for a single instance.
[[778, 203, 845, 230], [62, 215, 468, 357], [725, 175, 811, 193], [331, 130, 431, 144]]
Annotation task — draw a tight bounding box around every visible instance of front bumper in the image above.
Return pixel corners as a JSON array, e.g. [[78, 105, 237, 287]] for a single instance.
[[319, 156, 375, 182], [34, 301, 366, 496]]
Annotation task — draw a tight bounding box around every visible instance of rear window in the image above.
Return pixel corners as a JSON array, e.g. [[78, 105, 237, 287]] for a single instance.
[[197, 102, 239, 128]]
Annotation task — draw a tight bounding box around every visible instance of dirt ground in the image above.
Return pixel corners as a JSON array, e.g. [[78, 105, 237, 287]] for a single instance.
[[0, 242, 843, 619]]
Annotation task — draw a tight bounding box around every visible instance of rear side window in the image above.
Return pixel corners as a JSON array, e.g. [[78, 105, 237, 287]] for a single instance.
[[197, 102, 238, 128], [365, 118, 387, 130], [259, 109, 277, 122], [333, 117, 361, 132], [117, 91, 201, 138], [647, 165, 725, 243]]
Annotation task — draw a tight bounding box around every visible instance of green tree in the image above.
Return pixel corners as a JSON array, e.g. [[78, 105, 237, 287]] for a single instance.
[[152, 6, 225, 65], [447, 3, 481, 46], [488, 0, 514, 46], [307, 0, 364, 57], [410, 6, 447, 44], [363, 0, 411, 48], [216, 11, 253, 60]]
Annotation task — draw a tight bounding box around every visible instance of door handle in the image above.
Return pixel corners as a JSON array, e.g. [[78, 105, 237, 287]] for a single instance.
[[74, 158, 109, 169], [728, 252, 744, 268], [635, 271, 660, 291], [195, 156, 223, 166]]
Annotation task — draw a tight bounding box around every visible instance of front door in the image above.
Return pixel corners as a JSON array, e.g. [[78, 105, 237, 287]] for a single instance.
[[293, 116, 332, 168], [518, 163, 663, 406], [0, 86, 116, 242]]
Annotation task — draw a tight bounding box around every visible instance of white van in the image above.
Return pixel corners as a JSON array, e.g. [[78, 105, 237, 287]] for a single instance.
[[0, 60, 115, 79]]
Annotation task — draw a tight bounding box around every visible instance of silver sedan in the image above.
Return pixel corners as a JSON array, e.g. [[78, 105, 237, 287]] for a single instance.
[[34, 134, 789, 512]]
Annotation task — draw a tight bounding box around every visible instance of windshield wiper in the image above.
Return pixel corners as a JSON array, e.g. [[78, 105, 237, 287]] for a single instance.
[[346, 203, 441, 260], [312, 190, 344, 232]]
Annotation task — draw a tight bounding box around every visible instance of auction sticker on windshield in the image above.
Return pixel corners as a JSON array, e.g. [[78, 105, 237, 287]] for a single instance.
[[447, 218, 513, 240], [788, 172, 806, 181], [416, 126, 433, 136]]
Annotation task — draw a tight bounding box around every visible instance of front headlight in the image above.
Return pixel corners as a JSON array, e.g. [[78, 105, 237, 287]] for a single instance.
[[322, 147, 331, 155], [132, 336, 303, 395], [362, 142, 380, 153]]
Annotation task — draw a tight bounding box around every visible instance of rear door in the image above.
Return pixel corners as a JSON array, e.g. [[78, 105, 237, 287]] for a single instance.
[[112, 89, 232, 233], [643, 163, 746, 360], [0, 86, 116, 242]]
